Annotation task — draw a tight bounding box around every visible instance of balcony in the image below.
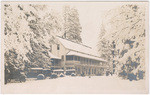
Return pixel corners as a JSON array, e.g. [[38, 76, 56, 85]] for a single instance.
[[51, 65, 62, 69], [65, 60, 109, 69], [65, 60, 80, 65]]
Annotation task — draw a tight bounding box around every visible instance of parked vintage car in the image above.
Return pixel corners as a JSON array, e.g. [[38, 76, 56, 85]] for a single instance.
[[52, 69, 64, 75], [27, 68, 51, 78], [71, 73, 76, 76], [37, 74, 45, 80], [42, 69, 52, 77], [50, 73, 58, 79], [59, 73, 65, 77], [27, 68, 43, 78], [66, 69, 75, 75]]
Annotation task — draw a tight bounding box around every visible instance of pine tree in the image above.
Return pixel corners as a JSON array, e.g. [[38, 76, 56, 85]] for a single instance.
[[98, 4, 146, 80], [3, 4, 62, 83], [62, 6, 82, 43]]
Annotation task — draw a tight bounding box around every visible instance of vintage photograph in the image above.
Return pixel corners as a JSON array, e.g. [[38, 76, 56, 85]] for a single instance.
[[1, 1, 149, 94]]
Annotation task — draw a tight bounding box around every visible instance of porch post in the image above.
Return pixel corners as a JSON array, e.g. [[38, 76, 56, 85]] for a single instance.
[[64, 55, 66, 74]]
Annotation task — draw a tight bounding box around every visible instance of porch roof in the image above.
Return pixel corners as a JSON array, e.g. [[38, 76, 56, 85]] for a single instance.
[[30, 68, 43, 70], [66, 69, 75, 71], [53, 69, 64, 72], [67, 51, 107, 62], [49, 52, 61, 59]]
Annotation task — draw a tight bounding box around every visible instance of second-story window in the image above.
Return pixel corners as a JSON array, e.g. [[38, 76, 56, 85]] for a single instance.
[[57, 44, 60, 50], [78, 57, 80, 61], [50, 45, 52, 52], [75, 56, 77, 61], [61, 55, 64, 61]]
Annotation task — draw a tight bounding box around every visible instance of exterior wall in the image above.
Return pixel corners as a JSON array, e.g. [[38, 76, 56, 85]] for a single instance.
[[51, 42, 67, 58], [51, 40, 69, 69], [51, 59, 62, 70], [50, 39, 110, 76]]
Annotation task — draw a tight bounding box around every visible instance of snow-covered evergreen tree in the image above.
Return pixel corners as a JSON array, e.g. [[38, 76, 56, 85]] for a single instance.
[[3, 3, 62, 83], [98, 4, 146, 80], [62, 6, 82, 43]]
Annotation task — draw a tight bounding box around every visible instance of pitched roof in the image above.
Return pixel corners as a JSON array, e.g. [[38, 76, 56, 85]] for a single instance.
[[48, 52, 61, 59], [56, 36, 107, 62]]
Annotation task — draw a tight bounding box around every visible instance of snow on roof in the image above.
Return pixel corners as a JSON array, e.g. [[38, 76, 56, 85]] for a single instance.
[[66, 69, 75, 71], [43, 69, 51, 71], [53, 69, 64, 72], [67, 51, 107, 62], [31, 68, 43, 70], [57, 36, 100, 57], [48, 52, 61, 59]]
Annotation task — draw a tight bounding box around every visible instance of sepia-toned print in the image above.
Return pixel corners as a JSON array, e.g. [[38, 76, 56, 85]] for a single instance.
[[1, 1, 149, 94]]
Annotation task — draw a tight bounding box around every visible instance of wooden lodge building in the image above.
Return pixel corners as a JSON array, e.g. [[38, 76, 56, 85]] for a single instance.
[[49, 36, 109, 76]]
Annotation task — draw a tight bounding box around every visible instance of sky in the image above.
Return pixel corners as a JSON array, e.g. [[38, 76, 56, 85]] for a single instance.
[[76, 2, 120, 50]]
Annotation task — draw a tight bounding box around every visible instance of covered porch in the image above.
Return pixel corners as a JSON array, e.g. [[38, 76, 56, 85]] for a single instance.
[[65, 51, 108, 76], [49, 52, 62, 70]]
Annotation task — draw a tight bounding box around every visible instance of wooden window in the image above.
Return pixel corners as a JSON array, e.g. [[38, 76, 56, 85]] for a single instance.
[[57, 44, 60, 50], [83, 58, 85, 62], [75, 56, 77, 61], [78, 57, 80, 61], [66, 56, 69, 60], [70, 56, 73, 60], [86, 59, 88, 63], [61, 55, 64, 61], [50, 45, 52, 52]]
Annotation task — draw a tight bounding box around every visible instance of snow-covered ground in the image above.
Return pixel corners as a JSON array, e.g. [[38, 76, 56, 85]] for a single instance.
[[2, 76, 147, 94]]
